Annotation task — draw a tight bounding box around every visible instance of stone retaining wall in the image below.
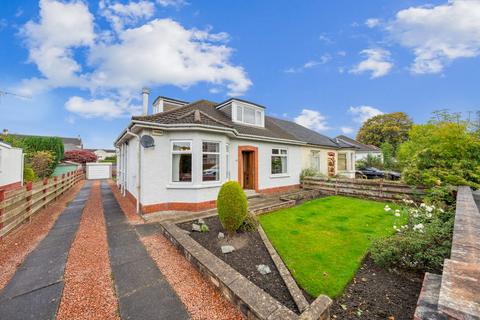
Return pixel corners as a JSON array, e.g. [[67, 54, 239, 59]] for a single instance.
[[158, 222, 331, 320], [414, 186, 480, 319]]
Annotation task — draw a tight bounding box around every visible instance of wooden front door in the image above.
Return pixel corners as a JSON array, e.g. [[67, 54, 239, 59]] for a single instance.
[[242, 151, 254, 189]]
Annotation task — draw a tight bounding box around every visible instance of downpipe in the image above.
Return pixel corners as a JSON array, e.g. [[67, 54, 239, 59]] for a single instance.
[[125, 129, 142, 214]]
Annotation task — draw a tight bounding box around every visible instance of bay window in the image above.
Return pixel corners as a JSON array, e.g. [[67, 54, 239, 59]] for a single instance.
[[271, 148, 288, 175], [202, 142, 220, 181], [172, 141, 192, 182]]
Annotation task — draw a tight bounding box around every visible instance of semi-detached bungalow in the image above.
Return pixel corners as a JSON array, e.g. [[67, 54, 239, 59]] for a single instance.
[[114, 92, 358, 215]]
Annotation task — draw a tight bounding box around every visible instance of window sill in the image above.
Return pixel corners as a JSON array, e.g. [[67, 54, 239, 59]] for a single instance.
[[167, 183, 222, 189], [270, 174, 290, 178]]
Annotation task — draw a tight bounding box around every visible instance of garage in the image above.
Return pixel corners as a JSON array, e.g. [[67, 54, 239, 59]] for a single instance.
[[86, 163, 112, 180]]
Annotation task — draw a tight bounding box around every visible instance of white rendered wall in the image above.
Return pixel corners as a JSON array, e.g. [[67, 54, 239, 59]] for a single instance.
[[0, 146, 23, 187]]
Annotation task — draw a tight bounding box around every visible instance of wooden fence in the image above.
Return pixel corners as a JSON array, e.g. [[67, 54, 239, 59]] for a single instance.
[[0, 170, 84, 238], [302, 176, 427, 202]]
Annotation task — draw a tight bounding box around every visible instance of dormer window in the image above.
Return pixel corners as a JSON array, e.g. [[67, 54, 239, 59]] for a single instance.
[[233, 101, 264, 127]]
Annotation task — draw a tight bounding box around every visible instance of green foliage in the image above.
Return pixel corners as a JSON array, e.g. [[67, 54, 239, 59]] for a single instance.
[[21, 136, 64, 168], [217, 181, 248, 234], [239, 212, 259, 232], [23, 165, 37, 183], [300, 168, 321, 180], [356, 154, 383, 170], [259, 196, 401, 297], [397, 120, 480, 188], [29, 151, 55, 178], [380, 142, 397, 170], [200, 223, 209, 232], [0, 135, 26, 149], [356, 112, 413, 152], [104, 155, 117, 162], [371, 201, 454, 273]]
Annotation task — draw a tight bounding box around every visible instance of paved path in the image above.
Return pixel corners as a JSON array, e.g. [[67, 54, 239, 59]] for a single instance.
[[100, 181, 189, 320], [0, 182, 92, 320]]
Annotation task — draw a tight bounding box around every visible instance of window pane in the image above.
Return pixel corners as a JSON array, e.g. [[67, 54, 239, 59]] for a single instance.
[[244, 107, 255, 124], [255, 110, 262, 125], [271, 156, 287, 174], [236, 106, 243, 121], [172, 154, 192, 182], [338, 153, 347, 171], [203, 154, 219, 181], [272, 148, 279, 155], [280, 149, 287, 155], [172, 141, 191, 152], [202, 142, 219, 153]]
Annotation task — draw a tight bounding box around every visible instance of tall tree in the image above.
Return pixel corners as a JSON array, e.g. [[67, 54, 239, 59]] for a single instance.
[[356, 112, 413, 152]]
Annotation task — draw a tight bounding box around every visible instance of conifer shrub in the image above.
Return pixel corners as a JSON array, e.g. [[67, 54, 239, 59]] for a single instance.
[[217, 181, 248, 234]]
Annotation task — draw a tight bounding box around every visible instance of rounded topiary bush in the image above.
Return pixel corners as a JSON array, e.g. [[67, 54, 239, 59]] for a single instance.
[[217, 181, 248, 234]]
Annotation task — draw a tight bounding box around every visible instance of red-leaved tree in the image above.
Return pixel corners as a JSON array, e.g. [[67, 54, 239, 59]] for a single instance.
[[64, 150, 97, 164]]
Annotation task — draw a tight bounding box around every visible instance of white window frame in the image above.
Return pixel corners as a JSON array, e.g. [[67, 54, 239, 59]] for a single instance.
[[226, 143, 230, 181], [338, 152, 348, 171], [310, 150, 321, 172], [170, 140, 193, 184], [271, 147, 288, 176], [233, 102, 265, 127], [201, 140, 221, 183]]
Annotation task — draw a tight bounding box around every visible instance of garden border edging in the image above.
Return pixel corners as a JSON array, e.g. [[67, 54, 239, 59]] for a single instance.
[[158, 222, 331, 320]]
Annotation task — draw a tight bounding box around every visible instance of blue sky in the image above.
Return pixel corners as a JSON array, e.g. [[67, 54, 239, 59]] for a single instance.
[[1, 0, 479, 148]]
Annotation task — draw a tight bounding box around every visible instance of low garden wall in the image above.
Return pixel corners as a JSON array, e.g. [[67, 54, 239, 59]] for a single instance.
[[302, 176, 427, 202], [414, 186, 480, 319], [0, 170, 84, 238]]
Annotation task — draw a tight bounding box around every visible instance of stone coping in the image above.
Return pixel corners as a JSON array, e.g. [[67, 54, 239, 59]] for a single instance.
[[158, 222, 331, 320], [415, 186, 480, 320]]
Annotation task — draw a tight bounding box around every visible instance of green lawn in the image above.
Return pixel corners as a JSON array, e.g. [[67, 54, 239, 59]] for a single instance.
[[259, 196, 401, 298]]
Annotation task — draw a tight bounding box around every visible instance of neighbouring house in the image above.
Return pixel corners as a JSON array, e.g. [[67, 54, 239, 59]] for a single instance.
[[269, 118, 357, 178], [3, 129, 83, 151], [115, 91, 357, 214], [0, 141, 24, 191], [86, 149, 116, 161], [335, 135, 383, 162]]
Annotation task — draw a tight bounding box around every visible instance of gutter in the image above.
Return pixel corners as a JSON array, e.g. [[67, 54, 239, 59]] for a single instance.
[[124, 129, 142, 214]]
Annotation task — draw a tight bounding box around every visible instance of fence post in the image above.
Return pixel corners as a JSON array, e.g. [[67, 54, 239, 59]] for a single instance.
[[53, 176, 58, 200], [25, 182, 33, 222], [0, 189, 5, 238], [335, 178, 338, 195], [43, 178, 48, 208]]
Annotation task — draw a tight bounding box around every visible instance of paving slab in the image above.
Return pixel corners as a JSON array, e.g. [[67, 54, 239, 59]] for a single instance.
[[101, 181, 189, 320], [0, 182, 91, 319], [134, 223, 161, 237]]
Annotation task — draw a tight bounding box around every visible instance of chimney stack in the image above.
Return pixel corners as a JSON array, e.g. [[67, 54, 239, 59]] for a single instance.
[[142, 87, 150, 115]]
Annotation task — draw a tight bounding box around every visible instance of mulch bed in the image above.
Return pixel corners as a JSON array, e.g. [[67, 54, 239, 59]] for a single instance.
[[0, 180, 85, 289], [178, 216, 299, 313], [57, 181, 119, 320], [330, 256, 423, 320]]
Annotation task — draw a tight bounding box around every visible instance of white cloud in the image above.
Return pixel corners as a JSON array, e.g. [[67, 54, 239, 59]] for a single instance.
[[337, 50, 347, 56], [18, 0, 95, 94], [349, 105, 384, 123], [350, 48, 393, 78], [284, 54, 331, 73], [18, 0, 251, 116], [99, 0, 155, 32], [318, 34, 332, 44], [294, 109, 330, 132], [156, 0, 187, 8], [388, 0, 480, 74], [365, 18, 380, 28], [65, 96, 140, 119], [88, 19, 251, 96], [341, 126, 354, 134]]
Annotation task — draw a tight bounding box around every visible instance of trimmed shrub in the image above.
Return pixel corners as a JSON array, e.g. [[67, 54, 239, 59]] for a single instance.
[[300, 168, 321, 181], [64, 149, 97, 164], [23, 165, 37, 183], [217, 181, 248, 234]]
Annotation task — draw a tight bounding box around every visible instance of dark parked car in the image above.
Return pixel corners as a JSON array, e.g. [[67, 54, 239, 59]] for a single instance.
[[356, 167, 401, 180]]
